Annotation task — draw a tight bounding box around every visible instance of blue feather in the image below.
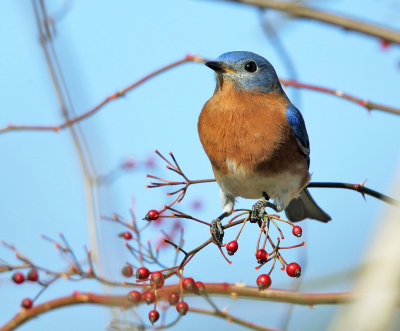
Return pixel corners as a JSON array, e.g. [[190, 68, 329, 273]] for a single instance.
[[286, 104, 310, 167], [214, 51, 283, 93]]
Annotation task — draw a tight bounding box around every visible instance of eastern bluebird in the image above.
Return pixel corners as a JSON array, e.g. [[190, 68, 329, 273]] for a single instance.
[[198, 51, 330, 244]]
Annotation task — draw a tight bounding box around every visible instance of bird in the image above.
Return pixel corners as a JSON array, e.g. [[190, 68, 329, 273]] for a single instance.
[[198, 51, 330, 244]]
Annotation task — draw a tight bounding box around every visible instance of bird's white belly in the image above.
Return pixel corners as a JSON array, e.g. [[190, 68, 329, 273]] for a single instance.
[[217, 160, 306, 211]]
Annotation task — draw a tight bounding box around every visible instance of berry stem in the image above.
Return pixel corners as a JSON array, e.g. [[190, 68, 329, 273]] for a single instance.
[[228, 211, 250, 224], [162, 239, 187, 255], [166, 207, 211, 226], [279, 242, 306, 249], [255, 219, 266, 252], [217, 245, 232, 264], [234, 215, 250, 241], [268, 256, 278, 276], [270, 219, 284, 240], [270, 215, 295, 227], [262, 218, 271, 250]]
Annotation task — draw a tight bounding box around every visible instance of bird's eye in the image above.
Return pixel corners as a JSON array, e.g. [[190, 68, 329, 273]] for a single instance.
[[244, 61, 257, 73]]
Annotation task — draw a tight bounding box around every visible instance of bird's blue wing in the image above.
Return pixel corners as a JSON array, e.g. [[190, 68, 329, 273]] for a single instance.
[[286, 104, 310, 167]]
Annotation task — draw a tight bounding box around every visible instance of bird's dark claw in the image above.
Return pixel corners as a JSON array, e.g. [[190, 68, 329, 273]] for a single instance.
[[250, 200, 268, 223], [211, 218, 224, 245]]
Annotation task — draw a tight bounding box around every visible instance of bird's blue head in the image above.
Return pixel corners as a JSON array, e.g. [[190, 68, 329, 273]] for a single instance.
[[206, 51, 282, 93]]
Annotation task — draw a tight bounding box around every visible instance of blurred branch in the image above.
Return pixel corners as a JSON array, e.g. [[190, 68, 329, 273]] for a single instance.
[[225, 0, 400, 44], [2, 285, 355, 331], [32, 0, 105, 288], [259, 14, 301, 106]]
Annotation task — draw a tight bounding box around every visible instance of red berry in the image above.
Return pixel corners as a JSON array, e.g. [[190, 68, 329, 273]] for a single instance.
[[168, 292, 180, 305], [380, 39, 391, 50], [150, 271, 164, 289], [136, 267, 150, 280], [176, 301, 189, 316], [286, 262, 301, 278], [123, 232, 133, 240], [27, 269, 39, 282], [182, 277, 196, 292], [143, 291, 156, 304], [256, 274, 272, 290], [145, 210, 159, 221], [122, 265, 133, 278], [226, 240, 238, 256], [195, 281, 205, 294], [127, 290, 142, 303], [292, 226, 302, 237], [148, 310, 160, 324], [12, 272, 25, 284], [21, 298, 33, 309], [255, 249, 268, 263]]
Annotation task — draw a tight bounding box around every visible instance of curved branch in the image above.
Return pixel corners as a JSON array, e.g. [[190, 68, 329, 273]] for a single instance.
[[226, 0, 400, 44], [0, 54, 204, 134], [2, 284, 355, 331]]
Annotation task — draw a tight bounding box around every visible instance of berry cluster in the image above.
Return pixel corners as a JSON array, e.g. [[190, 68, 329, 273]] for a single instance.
[[11, 269, 39, 309], [144, 151, 306, 293], [122, 265, 204, 325], [225, 215, 305, 290]]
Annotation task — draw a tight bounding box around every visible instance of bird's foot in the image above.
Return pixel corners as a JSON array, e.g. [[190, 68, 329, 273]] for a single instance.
[[250, 200, 268, 223], [210, 218, 224, 245], [250, 192, 279, 223]]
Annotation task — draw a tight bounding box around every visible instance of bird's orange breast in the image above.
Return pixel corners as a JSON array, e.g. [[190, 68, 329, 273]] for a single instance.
[[198, 81, 306, 181]]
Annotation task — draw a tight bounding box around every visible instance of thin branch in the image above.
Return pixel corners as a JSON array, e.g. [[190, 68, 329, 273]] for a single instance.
[[280, 79, 400, 116], [308, 182, 399, 206], [0, 55, 204, 134], [0, 263, 30, 273], [225, 0, 400, 44], [1, 285, 355, 331]]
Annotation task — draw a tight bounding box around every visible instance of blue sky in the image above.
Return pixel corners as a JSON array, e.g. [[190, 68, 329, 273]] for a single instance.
[[1, 1, 400, 330]]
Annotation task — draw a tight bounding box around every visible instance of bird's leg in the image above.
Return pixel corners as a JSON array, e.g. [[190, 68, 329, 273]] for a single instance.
[[250, 192, 278, 223], [210, 212, 229, 245]]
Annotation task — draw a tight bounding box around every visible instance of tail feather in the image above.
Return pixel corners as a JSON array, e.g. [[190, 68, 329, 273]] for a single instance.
[[285, 188, 331, 222]]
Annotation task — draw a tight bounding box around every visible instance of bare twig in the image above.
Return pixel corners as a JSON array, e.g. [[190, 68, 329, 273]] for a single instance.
[[280, 79, 400, 116], [308, 181, 399, 206]]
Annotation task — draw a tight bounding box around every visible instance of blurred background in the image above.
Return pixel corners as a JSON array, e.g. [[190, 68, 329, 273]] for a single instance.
[[1, 0, 399, 330]]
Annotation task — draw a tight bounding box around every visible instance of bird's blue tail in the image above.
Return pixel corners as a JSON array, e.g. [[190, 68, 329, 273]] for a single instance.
[[285, 188, 331, 222]]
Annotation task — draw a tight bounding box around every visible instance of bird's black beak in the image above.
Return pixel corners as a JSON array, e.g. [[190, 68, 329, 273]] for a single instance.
[[205, 61, 226, 73]]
